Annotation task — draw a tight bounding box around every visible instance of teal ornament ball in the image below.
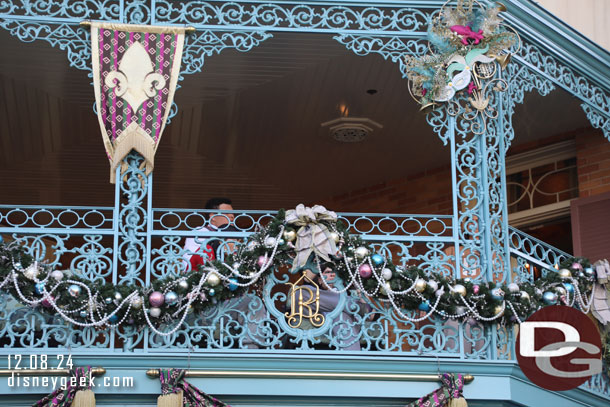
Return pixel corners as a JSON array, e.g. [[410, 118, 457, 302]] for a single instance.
[[491, 288, 504, 301], [542, 291, 558, 305], [584, 267, 595, 278], [418, 301, 431, 312], [109, 315, 119, 324], [165, 291, 179, 305], [563, 283, 575, 294], [209, 288, 216, 296], [35, 282, 45, 295], [79, 310, 88, 318], [371, 254, 384, 266], [228, 278, 239, 291], [68, 284, 82, 298]]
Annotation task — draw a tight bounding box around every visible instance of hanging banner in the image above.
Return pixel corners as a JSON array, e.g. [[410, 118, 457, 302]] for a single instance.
[[91, 23, 186, 183]]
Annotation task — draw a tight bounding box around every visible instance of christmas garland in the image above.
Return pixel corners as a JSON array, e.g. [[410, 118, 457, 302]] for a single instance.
[[0, 204, 606, 366]]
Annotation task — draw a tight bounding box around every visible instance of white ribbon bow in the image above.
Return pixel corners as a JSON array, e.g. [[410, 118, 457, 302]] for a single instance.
[[285, 204, 338, 271]]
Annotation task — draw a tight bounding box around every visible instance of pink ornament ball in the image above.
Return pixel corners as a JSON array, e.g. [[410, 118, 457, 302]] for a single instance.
[[149, 291, 165, 307], [473, 284, 480, 294], [41, 296, 54, 308], [257, 255, 268, 268], [571, 262, 583, 270], [358, 264, 373, 279]]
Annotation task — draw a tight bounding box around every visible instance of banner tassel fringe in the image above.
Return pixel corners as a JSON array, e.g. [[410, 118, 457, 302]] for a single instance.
[[157, 390, 183, 407], [449, 397, 468, 407], [71, 389, 96, 407]]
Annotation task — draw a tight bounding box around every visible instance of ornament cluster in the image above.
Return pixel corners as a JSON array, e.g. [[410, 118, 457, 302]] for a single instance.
[[405, 0, 517, 108]]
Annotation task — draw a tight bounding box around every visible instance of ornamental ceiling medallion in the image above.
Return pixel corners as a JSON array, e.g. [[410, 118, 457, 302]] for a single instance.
[[405, 0, 520, 134]]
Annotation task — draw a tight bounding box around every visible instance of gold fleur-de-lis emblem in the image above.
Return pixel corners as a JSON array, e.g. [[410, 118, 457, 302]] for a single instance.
[[105, 42, 166, 112]]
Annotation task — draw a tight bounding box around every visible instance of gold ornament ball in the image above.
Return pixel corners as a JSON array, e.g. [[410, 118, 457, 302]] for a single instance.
[[207, 273, 221, 286], [453, 284, 466, 297], [558, 268, 571, 279], [283, 230, 297, 242], [329, 232, 341, 244], [494, 304, 504, 316], [415, 278, 427, 293]]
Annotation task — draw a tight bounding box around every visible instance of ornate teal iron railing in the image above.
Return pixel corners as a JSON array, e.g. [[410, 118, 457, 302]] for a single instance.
[[1, 0, 609, 402]]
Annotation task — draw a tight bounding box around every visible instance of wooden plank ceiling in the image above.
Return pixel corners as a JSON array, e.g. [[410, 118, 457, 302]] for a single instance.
[[0, 29, 592, 211]]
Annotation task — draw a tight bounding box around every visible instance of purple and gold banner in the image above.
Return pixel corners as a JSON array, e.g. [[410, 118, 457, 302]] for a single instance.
[[91, 23, 186, 183]]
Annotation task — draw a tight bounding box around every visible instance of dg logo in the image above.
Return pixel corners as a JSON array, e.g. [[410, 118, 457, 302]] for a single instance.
[[516, 305, 603, 391]]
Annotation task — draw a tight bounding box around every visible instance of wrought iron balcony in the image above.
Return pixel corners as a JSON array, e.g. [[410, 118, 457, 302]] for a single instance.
[[1, 202, 608, 400]]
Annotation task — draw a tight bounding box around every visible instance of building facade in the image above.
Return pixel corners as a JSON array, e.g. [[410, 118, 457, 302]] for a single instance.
[[0, 1, 609, 406]]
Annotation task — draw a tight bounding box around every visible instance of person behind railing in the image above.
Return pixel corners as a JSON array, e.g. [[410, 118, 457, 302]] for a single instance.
[[298, 267, 371, 350], [182, 198, 266, 349], [182, 197, 235, 271]]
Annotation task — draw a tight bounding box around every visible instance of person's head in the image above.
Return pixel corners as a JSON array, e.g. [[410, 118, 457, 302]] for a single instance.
[[205, 197, 234, 227]]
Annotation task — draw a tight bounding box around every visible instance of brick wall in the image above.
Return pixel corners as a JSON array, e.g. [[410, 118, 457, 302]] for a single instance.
[[319, 128, 610, 214], [576, 130, 610, 197], [319, 165, 453, 214]]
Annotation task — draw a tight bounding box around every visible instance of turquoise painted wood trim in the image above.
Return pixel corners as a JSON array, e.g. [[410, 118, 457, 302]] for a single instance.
[[0, 355, 607, 406]]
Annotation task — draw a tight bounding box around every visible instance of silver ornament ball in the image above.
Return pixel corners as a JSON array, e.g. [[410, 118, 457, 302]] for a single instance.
[[68, 284, 82, 298], [149, 307, 162, 318], [381, 268, 393, 281], [354, 246, 370, 259], [50, 270, 64, 281], [507, 283, 520, 293], [264, 236, 277, 248], [130, 297, 143, 309], [178, 280, 189, 289]]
